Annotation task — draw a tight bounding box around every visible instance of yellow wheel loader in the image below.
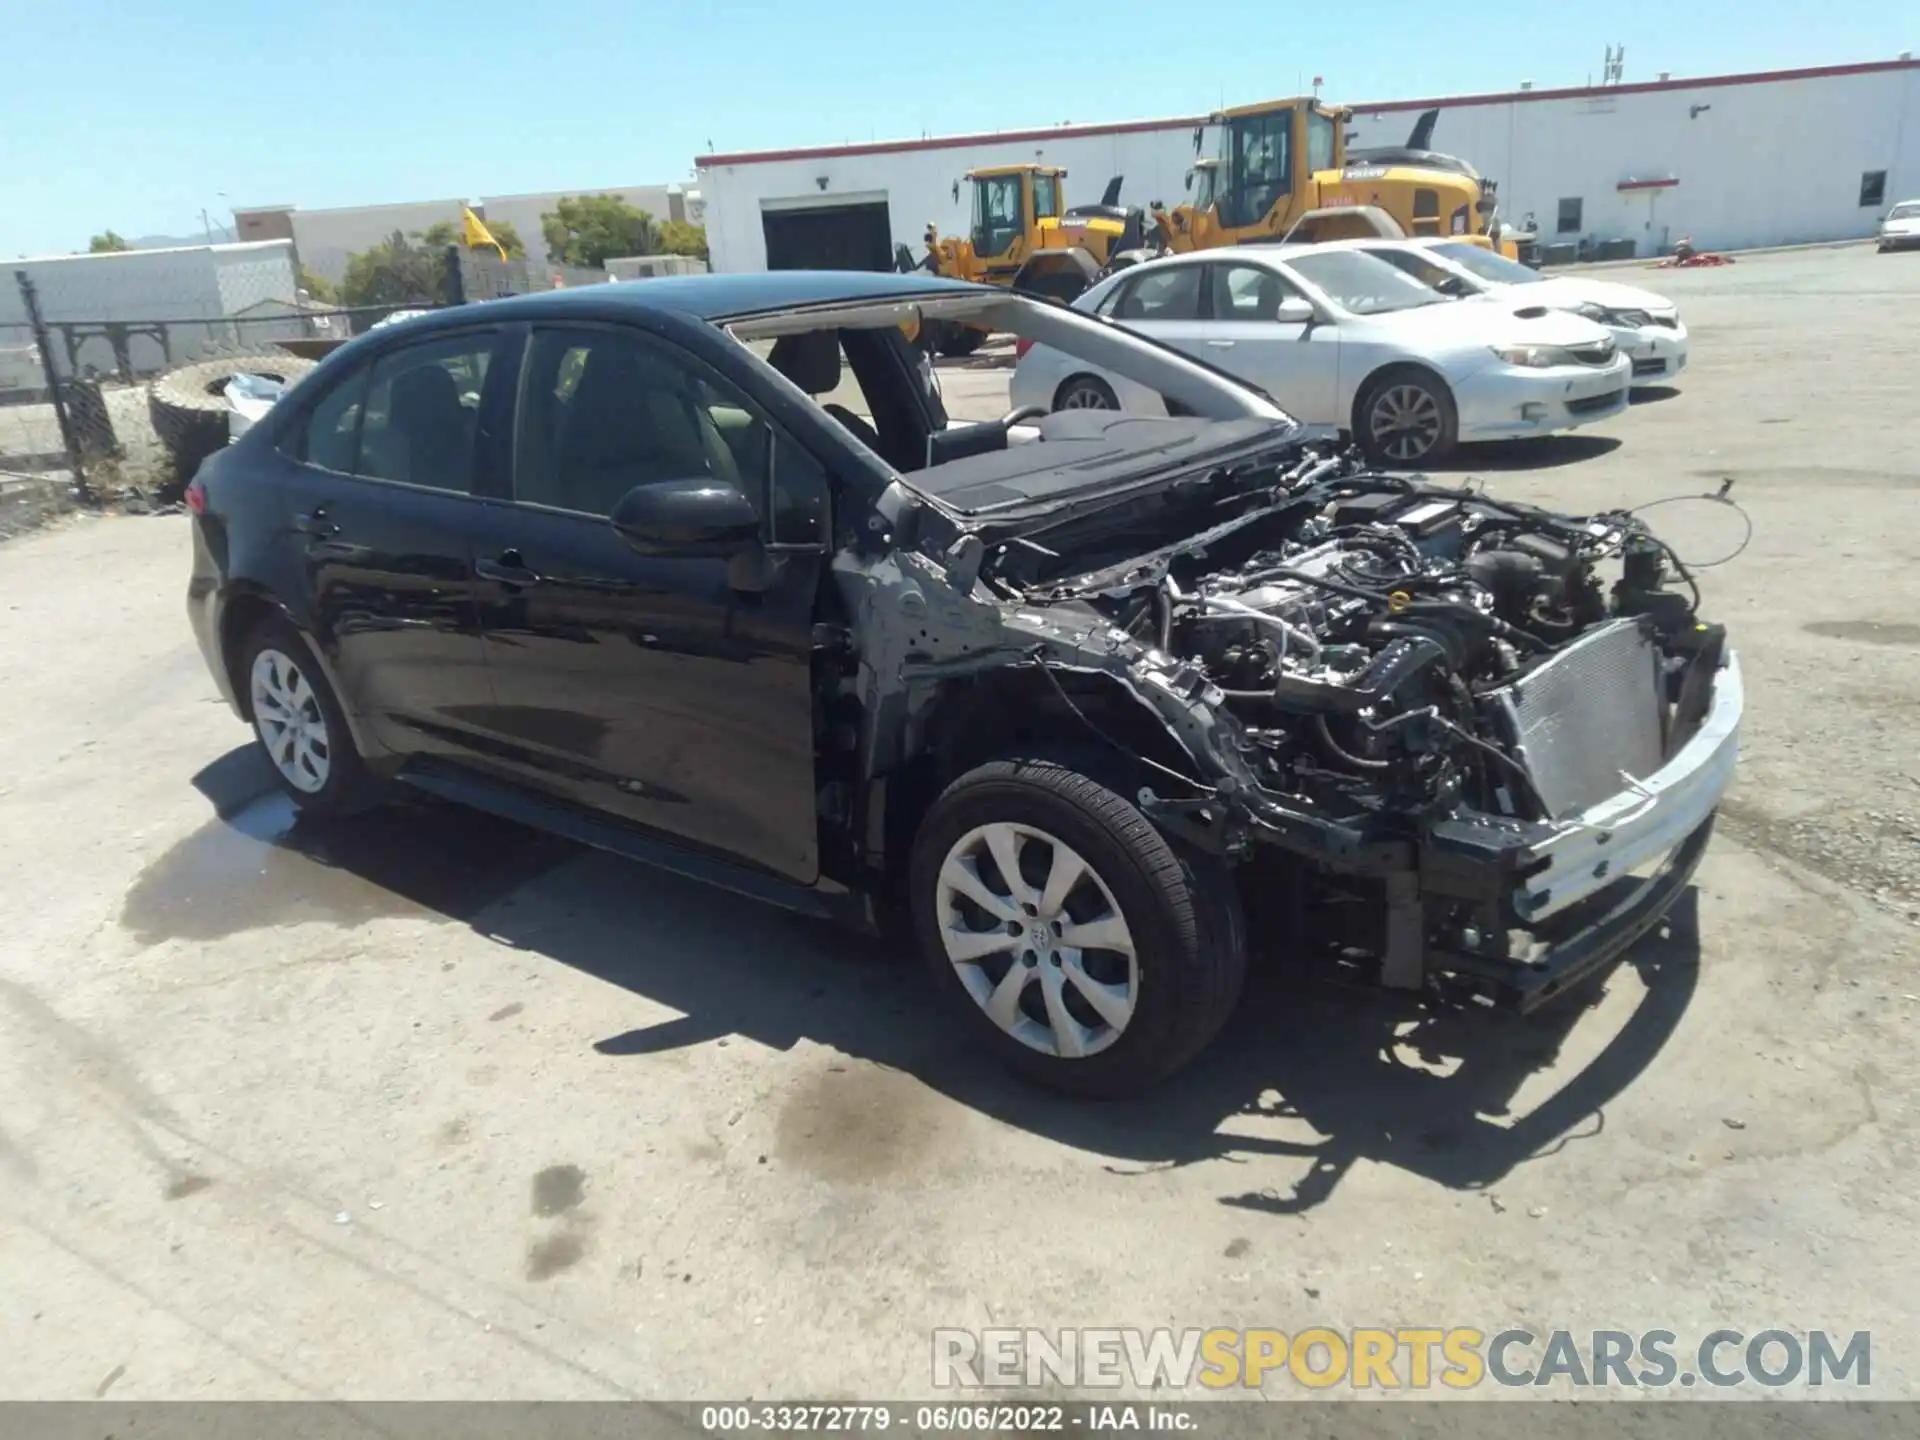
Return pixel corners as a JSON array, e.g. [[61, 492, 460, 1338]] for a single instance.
[[1152, 98, 1523, 263], [908, 165, 1156, 350]]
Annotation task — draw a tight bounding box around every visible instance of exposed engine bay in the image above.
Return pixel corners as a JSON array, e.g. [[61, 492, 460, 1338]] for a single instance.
[[835, 438, 1742, 1009]]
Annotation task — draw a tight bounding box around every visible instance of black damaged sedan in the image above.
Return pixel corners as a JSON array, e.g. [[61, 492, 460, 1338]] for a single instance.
[[186, 271, 1741, 1096]]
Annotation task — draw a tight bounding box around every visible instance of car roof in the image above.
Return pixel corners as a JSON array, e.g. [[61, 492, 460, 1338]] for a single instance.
[[403, 270, 997, 329]]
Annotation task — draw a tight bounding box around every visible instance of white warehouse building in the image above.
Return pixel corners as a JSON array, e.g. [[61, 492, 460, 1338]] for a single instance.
[[696, 57, 1920, 272]]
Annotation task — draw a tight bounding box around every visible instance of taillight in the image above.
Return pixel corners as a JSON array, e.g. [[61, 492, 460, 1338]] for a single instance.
[[184, 478, 207, 515], [1015, 338, 1035, 359]]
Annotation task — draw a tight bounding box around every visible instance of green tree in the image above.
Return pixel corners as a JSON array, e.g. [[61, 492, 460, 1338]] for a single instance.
[[540, 194, 661, 268], [298, 266, 339, 304], [419, 217, 526, 258], [339, 230, 451, 308], [89, 230, 130, 253], [659, 220, 709, 261]]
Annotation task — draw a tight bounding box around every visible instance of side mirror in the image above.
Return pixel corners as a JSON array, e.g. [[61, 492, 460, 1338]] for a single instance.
[[1274, 296, 1316, 325], [610, 477, 759, 556]]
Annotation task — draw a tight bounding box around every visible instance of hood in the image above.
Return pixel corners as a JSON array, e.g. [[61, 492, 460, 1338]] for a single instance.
[[1523, 275, 1677, 314], [908, 413, 1299, 519], [1883, 215, 1920, 235], [1383, 296, 1615, 349]]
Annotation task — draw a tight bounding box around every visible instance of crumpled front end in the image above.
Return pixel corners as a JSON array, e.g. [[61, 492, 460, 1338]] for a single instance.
[[832, 443, 1739, 1007]]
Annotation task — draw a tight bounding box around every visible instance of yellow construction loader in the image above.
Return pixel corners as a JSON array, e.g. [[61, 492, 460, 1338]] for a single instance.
[[1154, 97, 1522, 260], [908, 164, 1154, 350]]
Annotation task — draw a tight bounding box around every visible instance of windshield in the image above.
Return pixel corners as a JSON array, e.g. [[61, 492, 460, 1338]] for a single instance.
[[1285, 251, 1451, 315], [1430, 241, 1543, 285], [1888, 202, 1920, 220]]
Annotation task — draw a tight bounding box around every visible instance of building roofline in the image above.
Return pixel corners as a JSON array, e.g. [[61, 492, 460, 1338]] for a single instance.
[[695, 114, 1206, 168], [694, 56, 1920, 168], [1351, 56, 1920, 114], [17, 239, 295, 265]]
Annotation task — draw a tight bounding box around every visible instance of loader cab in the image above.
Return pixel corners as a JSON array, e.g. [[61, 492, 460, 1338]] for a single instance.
[[1190, 98, 1348, 236], [967, 165, 1063, 266]]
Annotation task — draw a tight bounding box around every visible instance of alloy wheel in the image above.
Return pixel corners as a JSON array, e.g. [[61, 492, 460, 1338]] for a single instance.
[[250, 648, 331, 794], [1369, 384, 1443, 461], [1059, 383, 1115, 410], [934, 822, 1138, 1058]]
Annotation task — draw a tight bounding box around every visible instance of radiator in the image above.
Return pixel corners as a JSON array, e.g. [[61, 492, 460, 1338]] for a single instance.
[[1490, 619, 1665, 819]]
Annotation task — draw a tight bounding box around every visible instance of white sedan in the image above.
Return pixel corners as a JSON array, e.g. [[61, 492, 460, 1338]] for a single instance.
[[1880, 200, 1920, 252], [1340, 237, 1689, 389], [1011, 244, 1630, 465]]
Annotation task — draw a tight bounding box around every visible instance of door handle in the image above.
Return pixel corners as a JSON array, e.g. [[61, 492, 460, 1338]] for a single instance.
[[293, 507, 338, 537], [1205, 339, 1236, 349], [476, 551, 542, 588]]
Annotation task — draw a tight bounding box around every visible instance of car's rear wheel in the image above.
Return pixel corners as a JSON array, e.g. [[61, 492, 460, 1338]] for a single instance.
[[1054, 375, 1119, 412], [909, 757, 1245, 1097], [1358, 368, 1458, 466], [240, 617, 379, 814]]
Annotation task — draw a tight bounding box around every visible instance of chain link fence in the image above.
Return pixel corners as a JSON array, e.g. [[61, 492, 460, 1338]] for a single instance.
[[0, 244, 616, 524]]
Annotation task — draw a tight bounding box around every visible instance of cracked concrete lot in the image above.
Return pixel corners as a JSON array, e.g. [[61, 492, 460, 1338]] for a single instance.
[[0, 248, 1916, 1403]]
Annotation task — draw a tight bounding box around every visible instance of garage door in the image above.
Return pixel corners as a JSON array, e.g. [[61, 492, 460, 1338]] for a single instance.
[[761, 201, 894, 272]]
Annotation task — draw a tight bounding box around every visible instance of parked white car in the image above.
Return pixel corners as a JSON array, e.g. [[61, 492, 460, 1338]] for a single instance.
[[1879, 200, 1920, 252], [1011, 245, 1630, 465], [1339, 237, 1689, 389]]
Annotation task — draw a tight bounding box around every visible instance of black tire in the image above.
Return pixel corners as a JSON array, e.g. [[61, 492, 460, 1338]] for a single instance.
[[237, 615, 381, 816], [1021, 270, 1092, 307], [909, 756, 1246, 1098], [1054, 375, 1119, 412], [1355, 366, 1458, 467], [936, 326, 989, 358], [148, 353, 316, 499]]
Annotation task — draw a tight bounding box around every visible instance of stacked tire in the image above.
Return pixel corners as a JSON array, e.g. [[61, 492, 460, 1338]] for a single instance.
[[148, 353, 316, 501]]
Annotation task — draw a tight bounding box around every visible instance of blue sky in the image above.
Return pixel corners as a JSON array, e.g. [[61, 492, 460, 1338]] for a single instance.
[[1, 1, 1909, 257]]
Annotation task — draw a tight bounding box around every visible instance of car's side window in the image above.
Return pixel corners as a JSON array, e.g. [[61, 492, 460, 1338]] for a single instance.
[[1207, 263, 1295, 321], [293, 367, 371, 473], [1111, 266, 1203, 322], [514, 326, 770, 524], [1372, 248, 1457, 294], [355, 333, 497, 492]]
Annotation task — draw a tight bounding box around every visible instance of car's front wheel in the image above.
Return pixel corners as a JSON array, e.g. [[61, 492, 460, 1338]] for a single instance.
[[1054, 375, 1119, 412], [909, 757, 1245, 1097], [1358, 368, 1458, 466], [240, 617, 379, 814]]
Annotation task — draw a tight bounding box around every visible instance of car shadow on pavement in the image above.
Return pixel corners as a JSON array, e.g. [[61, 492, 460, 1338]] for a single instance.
[[1630, 385, 1682, 405], [172, 745, 1701, 1217], [1433, 435, 1625, 472]]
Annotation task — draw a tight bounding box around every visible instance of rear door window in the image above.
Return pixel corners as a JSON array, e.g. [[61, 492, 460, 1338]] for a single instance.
[[1110, 266, 1203, 321], [356, 333, 497, 492], [293, 368, 370, 473]]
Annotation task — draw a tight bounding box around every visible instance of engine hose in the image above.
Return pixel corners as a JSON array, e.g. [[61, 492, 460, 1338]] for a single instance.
[[1397, 599, 1549, 651], [1314, 714, 1390, 770]]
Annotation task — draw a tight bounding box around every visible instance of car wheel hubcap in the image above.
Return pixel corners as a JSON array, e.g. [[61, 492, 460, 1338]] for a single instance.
[[1061, 385, 1113, 410], [250, 648, 330, 794], [1371, 385, 1442, 461], [935, 822, 1137, 1059]]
